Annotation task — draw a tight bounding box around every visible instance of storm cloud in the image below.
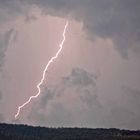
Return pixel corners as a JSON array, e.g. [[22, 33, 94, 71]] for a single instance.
[[28, 68, 101, 127], [122, 86, 140, 112], [0, 0, 30, 24], [27, 68, 140, 129], [1, 0, 139, 58], [0, 29, 15, 71], [23, 0, 140, 58], [62, 68, 97, 87]]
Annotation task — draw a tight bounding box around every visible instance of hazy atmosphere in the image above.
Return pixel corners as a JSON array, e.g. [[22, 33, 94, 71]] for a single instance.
[[0, 0, 140, 130]]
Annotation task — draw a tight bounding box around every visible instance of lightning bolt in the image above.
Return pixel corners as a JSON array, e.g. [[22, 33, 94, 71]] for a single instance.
[[14, 21, 69, 119]]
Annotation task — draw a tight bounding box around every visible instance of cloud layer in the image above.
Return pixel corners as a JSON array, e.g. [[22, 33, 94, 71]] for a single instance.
[[0, 29, 15, 71], [26, 0, 140, 58], [28, 68, 100, 127], [27, 68, 140, 129], [2, 0, 140, 58]]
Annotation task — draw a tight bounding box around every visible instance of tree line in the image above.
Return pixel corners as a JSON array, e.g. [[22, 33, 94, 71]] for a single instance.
[[0, 123, 140, 140]]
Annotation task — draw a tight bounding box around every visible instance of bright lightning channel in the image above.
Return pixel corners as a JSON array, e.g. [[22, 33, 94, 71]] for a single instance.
[[14, 21, 69, 119]]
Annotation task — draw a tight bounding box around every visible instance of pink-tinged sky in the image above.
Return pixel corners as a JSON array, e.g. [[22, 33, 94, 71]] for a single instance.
[[0, 1, 140, 129]]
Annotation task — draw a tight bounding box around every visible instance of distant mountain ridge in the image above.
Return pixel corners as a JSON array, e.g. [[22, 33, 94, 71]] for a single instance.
[[0, 123, 140, 140]]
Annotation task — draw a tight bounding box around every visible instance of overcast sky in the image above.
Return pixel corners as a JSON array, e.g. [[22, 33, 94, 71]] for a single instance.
[[0, 0, 140, 130]]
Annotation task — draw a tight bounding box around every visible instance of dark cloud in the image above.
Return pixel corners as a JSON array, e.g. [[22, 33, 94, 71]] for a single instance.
[[28, 68, 100, 126], [61, 68, 100, 108], [0, 29, 15, 71], [26, 69, 140, 129], [27, 87, 56, 123], [24, 14, 38, 22], [0, 0, 30, 24], [122, 86, 140, 97], [26, 0, 140, 58], [102, 86, 140, 129], [0, 1, 30, 72], [36, 87, 55, 110], [122, 86, 140, 111], [62, 68, 97, 88], [80, 89, 101, 108]]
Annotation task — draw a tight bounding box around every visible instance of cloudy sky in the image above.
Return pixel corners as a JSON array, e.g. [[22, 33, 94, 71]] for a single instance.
[[0, 0, 140, 130]]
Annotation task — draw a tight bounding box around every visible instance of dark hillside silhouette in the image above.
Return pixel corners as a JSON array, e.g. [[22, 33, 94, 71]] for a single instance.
[[0, 123, 140, 140]]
